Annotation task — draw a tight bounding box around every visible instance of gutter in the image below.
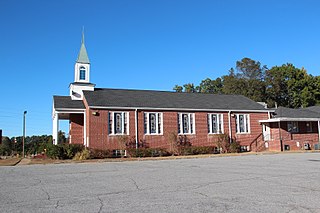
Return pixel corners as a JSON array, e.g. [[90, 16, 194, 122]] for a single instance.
[[88, 106, 273, 113], [228, 111, 232, 143], [259, 117, 320, 123]]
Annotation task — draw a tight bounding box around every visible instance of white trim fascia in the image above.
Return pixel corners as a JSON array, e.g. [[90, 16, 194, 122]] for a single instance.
[[55, 110, 85, 115], [88, 106, 273, 113], [54, 108, 86, 112], [259, 117, 320, 123]]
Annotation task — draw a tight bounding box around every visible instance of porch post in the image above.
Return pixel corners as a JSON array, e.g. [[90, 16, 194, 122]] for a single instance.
[[318, 121, 320, 143], [52, 112, 59, 145], [83, 112, 87, 147]]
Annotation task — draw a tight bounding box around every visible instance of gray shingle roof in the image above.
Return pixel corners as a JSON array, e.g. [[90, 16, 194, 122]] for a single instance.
[[274, 107, 320, 119], [53, 96, 85, 109], [83, 88, 268, 111], [307, 106, 320, 114]]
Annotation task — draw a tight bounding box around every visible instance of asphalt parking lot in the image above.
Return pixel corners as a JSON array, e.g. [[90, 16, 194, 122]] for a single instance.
[[1, 153, 320, 213]]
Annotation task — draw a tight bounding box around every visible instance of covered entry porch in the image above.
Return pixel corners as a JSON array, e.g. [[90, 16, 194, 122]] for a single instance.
[[259, 118, 320, 151], [52, 96, 87, 146]]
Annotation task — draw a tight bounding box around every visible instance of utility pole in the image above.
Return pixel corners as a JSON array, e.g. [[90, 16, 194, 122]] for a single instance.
[[22, 111, 27, 158]]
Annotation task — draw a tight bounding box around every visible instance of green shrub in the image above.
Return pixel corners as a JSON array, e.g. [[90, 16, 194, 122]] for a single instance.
[[0, 144, 11, 156], [73, 149, 90, 161], [125, 138, 149, 149], [45, 143, 63, 159], [43, 143, 84, 159], [181, 146, 215, 155], [127, 148, 171, 158], [89, 149, 113, 159], [62, 144, 84, 159], [167, 133, 193, 156], [229, 141, 241, 153]]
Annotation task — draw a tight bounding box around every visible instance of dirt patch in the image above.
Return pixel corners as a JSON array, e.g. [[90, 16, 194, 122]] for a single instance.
[[0, 158, 21, 166]]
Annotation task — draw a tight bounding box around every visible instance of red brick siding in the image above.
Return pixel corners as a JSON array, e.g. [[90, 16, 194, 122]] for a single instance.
[[268, 121, 319, 151], [231, 112, 268, 151], [69, 114, 84, 144], [82, 109, 269, 151]]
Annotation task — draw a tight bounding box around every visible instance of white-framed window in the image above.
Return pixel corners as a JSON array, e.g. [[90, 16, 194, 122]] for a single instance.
[[178, 113, 195, 134], [108, 112, 129, 135], [306, 122, 312, 133], [235, 114, 250, 133], [144, 112, 163, 135], [208, 113, 224, 134], [287, 121, 299, 133], [79, 66, 86, 80]]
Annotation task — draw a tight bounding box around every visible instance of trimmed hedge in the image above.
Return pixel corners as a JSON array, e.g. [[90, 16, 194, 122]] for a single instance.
[[180, 146, 216, 155], [127, 148, 171, 158], [89, 149, 113, 159], [44, 143, 84, 159]]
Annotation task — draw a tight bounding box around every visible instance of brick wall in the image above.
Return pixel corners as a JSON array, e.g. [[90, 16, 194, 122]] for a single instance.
[[85, 108, 269, 151], [268, 121, 319, 151], [231, 112, 268, 151], [69, 114, 84, 145]]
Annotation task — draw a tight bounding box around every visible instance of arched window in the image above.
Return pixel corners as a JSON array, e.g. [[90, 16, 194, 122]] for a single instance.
[[79, 66, 86, 80]]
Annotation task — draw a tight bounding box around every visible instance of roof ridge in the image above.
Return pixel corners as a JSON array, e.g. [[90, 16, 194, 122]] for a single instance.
[[93, 87, 244, 96]]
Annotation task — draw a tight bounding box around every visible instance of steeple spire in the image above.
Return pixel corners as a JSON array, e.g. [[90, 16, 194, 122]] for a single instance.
[[70, 29, 95, 100], [82, 26, 85, 44], [77, 28, 90, 64]]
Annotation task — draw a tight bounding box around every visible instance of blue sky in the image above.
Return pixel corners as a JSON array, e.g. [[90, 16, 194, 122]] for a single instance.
[[1, 0, 320, 137]]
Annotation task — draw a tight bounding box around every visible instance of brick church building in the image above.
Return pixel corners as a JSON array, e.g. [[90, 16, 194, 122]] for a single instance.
[[52, 34, 320, 153]]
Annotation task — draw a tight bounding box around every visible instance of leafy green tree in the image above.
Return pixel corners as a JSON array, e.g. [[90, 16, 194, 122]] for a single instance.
[[266, 64, 317, 108], [173, 58, 319, 108], [222, 70, 246, 96], [265, 64, 290, 107], [314, 76, 320, 105], [58, 130, 67, 144], [222, 59, 267, 102], [0, 137, 13, 156], [183, 83, 196, 93], [197, 77, 223, 94], [236, 57, 266, 80], [173, 85, 183, 92]]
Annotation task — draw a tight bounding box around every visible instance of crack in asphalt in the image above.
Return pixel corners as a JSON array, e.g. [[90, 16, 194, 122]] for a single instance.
[[129, 178, 140, 191], [54, 200, 60, 209], [97, 197, 104, 213], [194, 191, 208, 198], [286, 204, 316, 213], [35, 178, 51, 201]]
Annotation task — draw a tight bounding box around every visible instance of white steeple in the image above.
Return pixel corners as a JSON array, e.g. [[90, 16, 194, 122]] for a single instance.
[[69, 30, 95, 100]]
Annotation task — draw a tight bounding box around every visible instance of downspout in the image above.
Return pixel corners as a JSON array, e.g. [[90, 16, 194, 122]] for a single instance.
[[318, 121, 320, 144], [228, 111, 232, 143], [278, 121, 283, 152], [135, 109, 139, 149]]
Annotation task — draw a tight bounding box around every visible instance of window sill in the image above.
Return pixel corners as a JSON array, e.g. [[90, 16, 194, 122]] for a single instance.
[[109, 134, 129, 136], [144, 133, 163, 136], [178, 133, 196, 135], [208, 133, 224, 135]]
